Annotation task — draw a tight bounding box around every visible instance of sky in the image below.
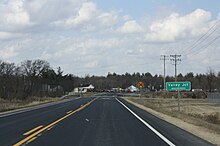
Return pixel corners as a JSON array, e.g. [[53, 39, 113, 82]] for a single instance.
[[0, 0, 220, 77]]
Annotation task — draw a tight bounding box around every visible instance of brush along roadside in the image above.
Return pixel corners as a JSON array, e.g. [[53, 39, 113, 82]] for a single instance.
[[0, 92, 97, 113], [123, 97, 220, 146], [0, 97, 61, 112]]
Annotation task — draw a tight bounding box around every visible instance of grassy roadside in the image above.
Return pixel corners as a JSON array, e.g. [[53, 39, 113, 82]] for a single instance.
[[123, 97, 220, 145], [0, 97, 62, 112], [0, 92, 97, 113]]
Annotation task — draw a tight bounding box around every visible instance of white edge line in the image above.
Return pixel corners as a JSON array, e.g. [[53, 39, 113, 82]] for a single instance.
[[115, 98, 175, 146], [0, 97, 81, 118]]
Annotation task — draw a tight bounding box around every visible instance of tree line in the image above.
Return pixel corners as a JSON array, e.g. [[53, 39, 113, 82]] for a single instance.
[[0, 59, 77, 100], [0, 59, 220, 100]]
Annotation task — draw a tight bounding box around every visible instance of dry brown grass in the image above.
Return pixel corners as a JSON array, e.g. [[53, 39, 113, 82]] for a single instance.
[[0, 97, 60, 112], [127, 97, 220, 133], [0, 93, 96, 112]]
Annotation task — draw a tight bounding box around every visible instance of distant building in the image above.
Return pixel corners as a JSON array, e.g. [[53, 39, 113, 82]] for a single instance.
[[192, 89, 203, 92], [111, 87, 123, 92], [71, 84, 95, 94], [125, 85, 139, 92]]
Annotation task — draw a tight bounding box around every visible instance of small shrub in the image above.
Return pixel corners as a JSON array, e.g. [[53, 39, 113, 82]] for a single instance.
[[205, 112, 220, 124]]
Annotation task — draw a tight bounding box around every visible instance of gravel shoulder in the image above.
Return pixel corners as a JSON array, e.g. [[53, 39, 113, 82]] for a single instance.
[[123, 97, 220, 146]]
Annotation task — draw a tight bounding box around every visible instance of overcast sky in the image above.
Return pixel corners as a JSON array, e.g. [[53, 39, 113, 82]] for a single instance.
[[0, 0, 220, 76]]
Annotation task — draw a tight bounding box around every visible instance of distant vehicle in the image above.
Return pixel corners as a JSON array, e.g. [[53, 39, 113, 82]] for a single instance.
[[192, 89, 203, 92]]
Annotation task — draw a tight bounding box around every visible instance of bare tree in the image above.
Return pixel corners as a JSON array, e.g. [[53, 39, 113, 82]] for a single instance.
[[20, 59, 50, 97], [4, 62, 16, 76], [21, 59, 50, 77], [206, 68, 215, 92]]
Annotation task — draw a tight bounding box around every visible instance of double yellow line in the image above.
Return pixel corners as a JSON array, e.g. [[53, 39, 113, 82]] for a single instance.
[[14, 98, 97, 146]]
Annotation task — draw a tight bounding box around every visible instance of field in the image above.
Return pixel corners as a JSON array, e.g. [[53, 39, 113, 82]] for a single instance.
[[0, 97, 61, 112], [127, 97, 220, 130], [124, 97, 220, 146], [0, 92, 96, 112], [124, 96, 220, 145]]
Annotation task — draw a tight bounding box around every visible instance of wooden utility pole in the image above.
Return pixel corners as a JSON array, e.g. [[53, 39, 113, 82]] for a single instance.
[[160, 55, 169, 93], [170, 54, 181, 111], [170, 54, 181, 81]]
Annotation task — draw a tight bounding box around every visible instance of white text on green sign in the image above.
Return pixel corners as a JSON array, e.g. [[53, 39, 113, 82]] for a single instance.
[[166, 82, 191, 91]]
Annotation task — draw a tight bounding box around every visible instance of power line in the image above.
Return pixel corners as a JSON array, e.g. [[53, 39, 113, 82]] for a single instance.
[[186, 35, 220, 57], [182, 19, 220, 55]]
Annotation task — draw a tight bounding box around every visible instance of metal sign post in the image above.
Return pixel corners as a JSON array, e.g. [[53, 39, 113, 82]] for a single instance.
[[177, 85, 180, 111], [138, 82, 144, 98]]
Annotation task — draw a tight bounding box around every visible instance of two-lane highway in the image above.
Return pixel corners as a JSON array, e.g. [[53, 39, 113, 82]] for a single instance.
[[0, 95, 214, 146], [0, 97, 96, 146]]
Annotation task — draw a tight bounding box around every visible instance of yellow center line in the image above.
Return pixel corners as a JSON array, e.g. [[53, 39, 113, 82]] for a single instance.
[[13, 98, 97, 146], [23, 125, 44, 136], [47, 125, 54, 131], [26, 137, 37, 144], [66, 110, 73, 114]]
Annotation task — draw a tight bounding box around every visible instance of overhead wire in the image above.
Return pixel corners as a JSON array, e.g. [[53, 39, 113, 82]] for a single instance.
[[181, 18, 220, 55], [185, 34, 220, 56]]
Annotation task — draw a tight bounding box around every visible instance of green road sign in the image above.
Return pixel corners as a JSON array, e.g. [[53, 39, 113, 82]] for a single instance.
[[166, 82, 191, 91]]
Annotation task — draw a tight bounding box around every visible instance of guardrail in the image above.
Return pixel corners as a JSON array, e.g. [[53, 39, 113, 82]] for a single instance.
[[207, 92, 220, 103]]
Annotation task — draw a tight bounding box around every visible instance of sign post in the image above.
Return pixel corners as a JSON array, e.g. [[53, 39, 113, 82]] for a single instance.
[[166, 82, 191, 111], [138, 82, 144, 98], [177, 86, 180, 111]]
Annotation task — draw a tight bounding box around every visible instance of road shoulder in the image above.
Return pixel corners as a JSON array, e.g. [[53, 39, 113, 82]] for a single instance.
[[123, 97, 220, 146]]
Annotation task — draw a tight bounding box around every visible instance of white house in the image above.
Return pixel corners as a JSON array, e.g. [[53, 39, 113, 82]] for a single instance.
[[72, 84, 95, 93], [126, 85, 139, 92]]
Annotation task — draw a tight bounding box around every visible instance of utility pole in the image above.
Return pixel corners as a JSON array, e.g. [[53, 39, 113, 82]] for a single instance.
[[170, 54, 181, 81], [170, 54, 181, 111], [160, 55, 169, 93]]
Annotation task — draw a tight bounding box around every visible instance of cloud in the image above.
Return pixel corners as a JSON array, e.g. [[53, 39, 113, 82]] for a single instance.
[[52, 2, 118, 31], [0, 31, 23, 39], [118, 20, 143, 33], [24, 0, 83, 24], [123, 15, 132, 21], [85, 60, 98, 68], [145, 9, 212, 42], [64, 2, 97, 26], [0, 0, 85, 35], [40, 36, 125, 61], [0, 0, 219, 76], [0, 0, 33, 39], [0, 0, 31, 28], [0, 45, 19, 59]]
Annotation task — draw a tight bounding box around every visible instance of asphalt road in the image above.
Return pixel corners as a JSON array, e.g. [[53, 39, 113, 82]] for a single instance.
[[0, 94, 214, 146]]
